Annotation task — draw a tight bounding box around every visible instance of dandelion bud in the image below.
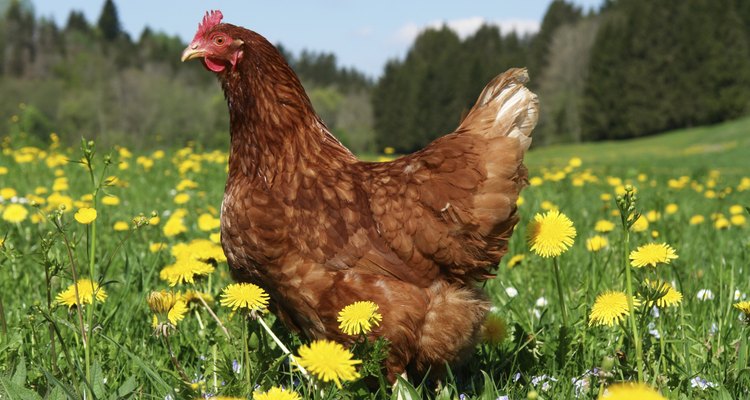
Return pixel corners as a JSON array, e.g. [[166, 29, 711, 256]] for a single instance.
[[602, 356, 615, 372], [624, 184, 633, 192], [527, 390, 539, 400], [147, 290, 177, 314]]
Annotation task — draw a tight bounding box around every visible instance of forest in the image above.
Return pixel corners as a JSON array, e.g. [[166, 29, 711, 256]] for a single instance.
[[1, 0, 749, 152]]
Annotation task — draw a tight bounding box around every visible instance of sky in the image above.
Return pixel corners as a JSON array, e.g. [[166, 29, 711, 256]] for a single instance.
[[33, 0, 604, 78]]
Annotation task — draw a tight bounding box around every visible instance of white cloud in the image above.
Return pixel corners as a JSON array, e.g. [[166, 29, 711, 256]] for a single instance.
[[394, 17, 540, 44]]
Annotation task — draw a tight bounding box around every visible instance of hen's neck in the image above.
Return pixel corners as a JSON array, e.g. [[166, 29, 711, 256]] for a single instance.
[[220, 45, 354, 183]]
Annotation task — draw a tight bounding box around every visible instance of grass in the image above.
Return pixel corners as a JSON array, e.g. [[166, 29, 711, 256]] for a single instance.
[[0, 117, 749, 399]]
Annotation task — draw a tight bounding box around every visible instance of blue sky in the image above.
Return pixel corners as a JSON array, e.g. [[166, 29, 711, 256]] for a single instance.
[[34, 1, 603, 77]]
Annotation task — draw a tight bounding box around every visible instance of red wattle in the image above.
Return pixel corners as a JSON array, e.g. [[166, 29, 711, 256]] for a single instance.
[[203, 57, 226, 73]]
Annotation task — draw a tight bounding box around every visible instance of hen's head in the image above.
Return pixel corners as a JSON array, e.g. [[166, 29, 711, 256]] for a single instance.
[[181, 10, 245, 73]]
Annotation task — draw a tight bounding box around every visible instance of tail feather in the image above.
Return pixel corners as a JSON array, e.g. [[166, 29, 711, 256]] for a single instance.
[[459, 68, 539, 152]]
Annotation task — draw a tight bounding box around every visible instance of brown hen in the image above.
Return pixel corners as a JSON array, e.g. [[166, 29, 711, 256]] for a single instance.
[[182, 10, 538, 381]]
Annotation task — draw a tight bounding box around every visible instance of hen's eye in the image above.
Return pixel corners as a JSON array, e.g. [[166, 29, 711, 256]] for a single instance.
[[214, 36, 226, 46]]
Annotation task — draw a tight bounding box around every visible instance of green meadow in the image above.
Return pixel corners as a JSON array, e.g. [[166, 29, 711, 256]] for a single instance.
[[0, 118, 749, 399]]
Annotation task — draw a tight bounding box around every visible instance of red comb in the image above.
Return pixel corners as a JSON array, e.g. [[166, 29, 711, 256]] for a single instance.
[[192, 10, 223, 41]]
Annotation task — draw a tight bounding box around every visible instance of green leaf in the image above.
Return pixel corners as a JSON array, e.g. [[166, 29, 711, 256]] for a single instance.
[[41, 369, 78, 400], [391, 375, 420, 400], [92, 361, 106, 399], [99, 334, 174, 394], [0, 376, 43, 400], [116, 375, 138, 397], [11, 358, 26, 386]]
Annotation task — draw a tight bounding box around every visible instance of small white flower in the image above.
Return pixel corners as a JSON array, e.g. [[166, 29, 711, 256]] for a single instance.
[[710, 322, 718, 335], [496, 397, 509, 400], [531, 375, 557, 392], [535, 297, 548, 308], [650, 306, 660, 318], [532, 309, 541, 319], [690, 376, 717, 390], [647, 321, 660, 339], [505, 287, 518, 298], [734, 289, 746, 301], [696, 289, 714, 301]]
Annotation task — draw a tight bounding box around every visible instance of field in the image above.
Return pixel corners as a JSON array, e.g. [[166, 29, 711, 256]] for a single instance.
[[1, 116, 749, 399]]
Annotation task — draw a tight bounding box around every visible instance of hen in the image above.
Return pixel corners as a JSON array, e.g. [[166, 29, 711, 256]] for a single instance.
[[182, 11, 538, 381]]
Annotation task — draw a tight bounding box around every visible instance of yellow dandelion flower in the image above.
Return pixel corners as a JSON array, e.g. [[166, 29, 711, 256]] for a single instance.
[[589, 291, 639, 327], [715, 217, 730, 230], [568, 157, 582, 167], [101, 195, 120, 206], [160, 258, 215, 286], [507, 254, 525, 268], [173, 192, 190, 204], [337, 301, 382, 335], [527, 176, 542, 187], [599, 382, 666, 400], [209, 232, 221, 243], [664, 203, 679, 215], [540, 200, 557, 211], [645, 210, 661, 222], [113, 221, 129, 231], [689, 215, 705, 225], [219, 283, 269, 312], [253, 386, 301, 400], [729, 205, 744, 215], [526, 210, 576, 258], [0, 187, 17, 199], [180, 290, 214, 306], [2, 203, 28, 223], [149, 242, 166, 253], [167, 300, 188, 325], [586, 235, 609, 252], [481, 313, 507, 345], [730, 214, 746, 226], [47, 192, 73, 211], [52, 177, 69, 192], [516, 195, 524, 206], [735, 301, 750, 322], [594, 219, 615, 233], [630, 243, 678, 268], [147, 290, 177, 314], [150, 301, 188, 330], [0, 166, 7, 175], [644, 280, 682, 308], [163, 210, 188, 237], [631, 215, 649, 232], [600, 193, 612, 202], [56, 278, 107, 308], [296, 339, 361, 388], [198, 213, 221, 231], [73, 207, 96, 225]]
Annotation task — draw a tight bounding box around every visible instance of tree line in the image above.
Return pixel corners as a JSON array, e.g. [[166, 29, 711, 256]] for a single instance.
[[1, 0, 749, 152]]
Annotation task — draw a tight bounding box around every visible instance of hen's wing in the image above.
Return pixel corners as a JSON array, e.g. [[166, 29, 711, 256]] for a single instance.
[[366, 68, 538, 285]]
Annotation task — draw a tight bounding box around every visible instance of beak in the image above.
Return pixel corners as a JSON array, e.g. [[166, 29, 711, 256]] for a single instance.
[[181, 45, 205, 62]]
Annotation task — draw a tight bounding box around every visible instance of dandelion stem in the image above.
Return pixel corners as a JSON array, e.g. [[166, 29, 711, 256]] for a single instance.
[[622, 229, 644, 382], [164, 334, 191, 382], [196, 294, 230, 338], [251, 310, 309, 377], [553, 257, 569, 327], [242, 313, 251, 390]]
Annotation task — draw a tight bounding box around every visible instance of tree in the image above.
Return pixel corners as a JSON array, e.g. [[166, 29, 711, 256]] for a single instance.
[[528, 0, 582, 80], [582, 0, 750, 140], [97, 0, 121, 41]]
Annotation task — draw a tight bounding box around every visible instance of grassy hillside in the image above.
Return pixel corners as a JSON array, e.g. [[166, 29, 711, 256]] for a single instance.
[[527, 116, 750, 175]]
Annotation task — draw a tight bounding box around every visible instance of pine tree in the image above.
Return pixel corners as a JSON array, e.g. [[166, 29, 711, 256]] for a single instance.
[[97, 0, 121, 41], [529, 0, 582, 80]]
